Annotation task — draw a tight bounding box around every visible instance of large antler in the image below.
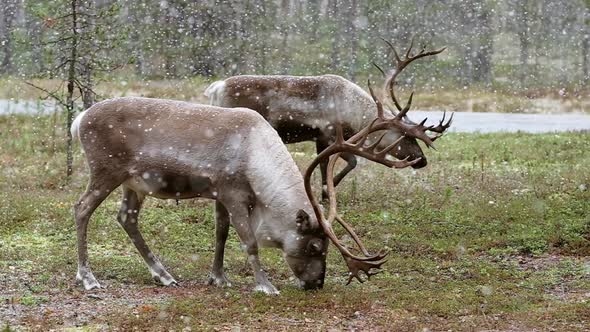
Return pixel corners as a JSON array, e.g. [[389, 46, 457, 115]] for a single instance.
[[303, 128, 407, 284], [303, 40, 453, 285], [303, 91, 431, 284], [374, 38, 453, 143]]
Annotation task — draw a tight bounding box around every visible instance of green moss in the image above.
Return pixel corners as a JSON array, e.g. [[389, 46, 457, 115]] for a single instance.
[[1, 115, 589, 330]]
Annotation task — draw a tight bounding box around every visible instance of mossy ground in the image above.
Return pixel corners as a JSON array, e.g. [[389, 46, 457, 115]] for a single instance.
[[1, 111, 589, 331]]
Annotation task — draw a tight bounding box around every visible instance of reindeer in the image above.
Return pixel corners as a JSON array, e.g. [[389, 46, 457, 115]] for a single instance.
[[204, 41, 450, 199], [71, 98, 328, 294], [71, 43, 450, 294]]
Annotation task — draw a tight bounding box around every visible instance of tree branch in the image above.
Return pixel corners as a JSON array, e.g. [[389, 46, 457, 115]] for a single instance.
[[24, 81, 68, 108]]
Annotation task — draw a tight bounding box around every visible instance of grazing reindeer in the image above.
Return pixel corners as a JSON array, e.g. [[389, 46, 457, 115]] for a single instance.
[[71, 43, 450, 293], [71, 98, 329, 294], [204, 41, 450, 198], [71, 93, 446, 293]]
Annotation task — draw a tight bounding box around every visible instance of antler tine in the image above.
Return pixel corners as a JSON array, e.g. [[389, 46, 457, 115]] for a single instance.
[[345, 257, 387, 285], [367, 79, 386, 119], [334, 123, 346, 144], [380, 37, 401, 63], [372, 62, 386, 77], [408, 47, 447, 63], [388, 155, 423, 168], [364, 131, 388, 151], [395, 91, 414, 120], [352, 118, 379, 149], [373, 135, 423, 168], [376, 135, 405, 157], [428, 111, 454, 133], [405, 36, 415, 58]]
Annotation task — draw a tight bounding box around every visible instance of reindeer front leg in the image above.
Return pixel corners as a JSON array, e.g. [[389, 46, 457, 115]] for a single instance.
[[317, 139, 358, 199], [316, 138, 331, 201], [333, 152, 358, 187], [218, 199, 279, 295]]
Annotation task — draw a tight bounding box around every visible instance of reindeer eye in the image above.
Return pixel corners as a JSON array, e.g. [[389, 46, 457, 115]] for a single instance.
[[307, 239, 323, 254]]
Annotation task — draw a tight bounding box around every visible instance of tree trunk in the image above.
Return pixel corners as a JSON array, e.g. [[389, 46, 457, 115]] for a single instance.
[[128, 0, 145, 77], [80, 0, 96, 110], [473, 7, 493, 85], [329, 0, 341, 72], [346, 0, 358, 80], [308, 0, 320, 43], [26, 9, 45, 75], [583, 32, 589, 86], [0, 0, 17, 74], [279, 0, 290, 74], [256, 0, 268, 74], [517, 0, 530, 84], [583, 3, 590, 85], [163, 4, 176, 77], [66, 0, 79, 178]]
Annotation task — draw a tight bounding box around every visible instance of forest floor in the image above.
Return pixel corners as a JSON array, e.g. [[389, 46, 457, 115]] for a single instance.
[[1, 112, 589, 331], [1, 77, 589, 114]]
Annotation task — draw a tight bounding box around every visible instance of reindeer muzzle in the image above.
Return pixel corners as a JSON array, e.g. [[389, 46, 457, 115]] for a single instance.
[[411, 156, 427, 169]]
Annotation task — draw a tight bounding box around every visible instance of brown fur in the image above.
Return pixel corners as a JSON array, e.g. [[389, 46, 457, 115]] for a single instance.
[[207, 75, 428, 198], [72, 97, 328, 293]]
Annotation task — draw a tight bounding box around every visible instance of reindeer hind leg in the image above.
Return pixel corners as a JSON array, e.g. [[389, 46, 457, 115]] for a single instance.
[[207, 201, 232, 287], [75, 177, 122, 290], [117, 186, 177, 286]]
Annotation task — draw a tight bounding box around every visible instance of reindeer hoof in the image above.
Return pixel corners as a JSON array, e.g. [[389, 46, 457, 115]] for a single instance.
[[254, 284, 280, 295], [76, 272, 102, 290], [152, 272, 178, 287], [207, 274, 232, 288], [155, 276, 178, 287]]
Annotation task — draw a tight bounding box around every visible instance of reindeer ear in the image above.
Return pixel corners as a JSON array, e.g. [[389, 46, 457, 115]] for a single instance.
[[296, 209, 312, 233]]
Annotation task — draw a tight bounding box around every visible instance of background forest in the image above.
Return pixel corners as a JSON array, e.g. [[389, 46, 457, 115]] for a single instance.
[[1, 0, 589, 90]]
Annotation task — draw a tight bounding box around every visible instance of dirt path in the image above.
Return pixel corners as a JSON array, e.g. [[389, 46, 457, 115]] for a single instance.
[[1, 273, 216, 330], [2, 254, 588, 331]]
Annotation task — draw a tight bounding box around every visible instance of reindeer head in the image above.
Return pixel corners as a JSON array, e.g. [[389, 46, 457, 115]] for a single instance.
[[371, 38, 452, 169], [302, 40, 452, 284], [282, 209, 329, 290]]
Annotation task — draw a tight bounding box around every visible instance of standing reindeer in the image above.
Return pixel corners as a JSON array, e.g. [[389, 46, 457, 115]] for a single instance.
[[71, 99, 328, 294], [71, 42, 450, 294], [205, 41, 451, 198]]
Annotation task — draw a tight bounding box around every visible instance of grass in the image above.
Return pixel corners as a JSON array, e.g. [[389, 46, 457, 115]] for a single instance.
[[0, 112, 589, 331]]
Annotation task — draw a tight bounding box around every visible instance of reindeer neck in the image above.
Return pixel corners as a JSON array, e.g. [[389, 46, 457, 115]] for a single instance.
[[245, 122, 313, 247]]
